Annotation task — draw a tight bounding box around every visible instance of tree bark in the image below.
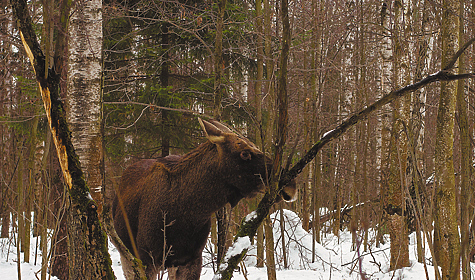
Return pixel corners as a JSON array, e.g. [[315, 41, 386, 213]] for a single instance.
[[255, 0, 265, 268], [311, 0, 323, 251], [17, 146, 24, 265], [17, 151, 22, 278], [409, 0, 429, 264], [264, 214, 276, 280], [378, 0, 392, 249], [50, 143, 69, 280], [213, 0, 227, 120], [24, 114, 39, 263], [457, 2, 471, 280], [386, 0, 410, 269], [160, 22, 170, 157], [213, 0, 229, 265], [11, 0, 115, 278], [66, 0, 109, 278], [433, 0, 461, 278], [67, 0, 104, 214]]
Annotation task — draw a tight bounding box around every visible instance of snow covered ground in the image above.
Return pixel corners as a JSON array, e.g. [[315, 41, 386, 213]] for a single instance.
[[0, 210, 466, 279]]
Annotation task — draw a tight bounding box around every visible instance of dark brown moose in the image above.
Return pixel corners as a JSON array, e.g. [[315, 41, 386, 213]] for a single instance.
[[112, 118, 297, 280]]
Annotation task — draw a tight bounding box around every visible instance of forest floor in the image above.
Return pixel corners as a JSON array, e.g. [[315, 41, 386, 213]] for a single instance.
[[0, 210, 468, 279]]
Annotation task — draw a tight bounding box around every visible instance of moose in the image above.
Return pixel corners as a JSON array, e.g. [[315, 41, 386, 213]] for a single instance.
[[112, 118, 297, 280]]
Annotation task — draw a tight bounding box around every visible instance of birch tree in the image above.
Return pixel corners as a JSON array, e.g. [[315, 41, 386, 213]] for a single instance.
[[67, 0, 104, 213], [66, 0, 106, 277], [377, 2, 393, 249]]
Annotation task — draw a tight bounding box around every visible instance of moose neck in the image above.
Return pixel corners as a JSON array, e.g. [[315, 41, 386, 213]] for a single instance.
[[171, 142, 240, 215]]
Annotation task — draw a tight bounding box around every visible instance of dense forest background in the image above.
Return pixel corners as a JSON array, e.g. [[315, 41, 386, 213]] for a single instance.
[[0, 0, 474, 279]]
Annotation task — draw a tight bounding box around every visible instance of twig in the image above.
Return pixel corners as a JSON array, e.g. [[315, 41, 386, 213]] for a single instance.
[[104, 101, 213, 119]]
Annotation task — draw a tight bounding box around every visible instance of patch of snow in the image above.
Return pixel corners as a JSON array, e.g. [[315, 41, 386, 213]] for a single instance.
[[322, 129, 334, 138], [1, 210, 472, 280], [224, 236, 251, 262], [244, 211, 257, 222]]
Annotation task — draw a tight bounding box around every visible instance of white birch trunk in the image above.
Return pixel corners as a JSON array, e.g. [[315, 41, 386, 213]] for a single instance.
[[67, 0, 103, 211], [66, 0, 105, 278]]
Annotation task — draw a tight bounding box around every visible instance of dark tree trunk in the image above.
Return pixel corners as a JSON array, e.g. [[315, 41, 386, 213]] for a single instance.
[[216, 207, 228, 263], [213, 0, 229, 265], [51, 203, 68, 280], [161, 22, 170, 157]]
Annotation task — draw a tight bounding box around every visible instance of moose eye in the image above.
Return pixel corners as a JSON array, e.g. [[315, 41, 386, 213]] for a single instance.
[[240, 151, 252, 161]]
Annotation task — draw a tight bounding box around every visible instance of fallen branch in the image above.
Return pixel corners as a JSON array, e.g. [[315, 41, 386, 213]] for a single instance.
[[313, 199, 379, 227]]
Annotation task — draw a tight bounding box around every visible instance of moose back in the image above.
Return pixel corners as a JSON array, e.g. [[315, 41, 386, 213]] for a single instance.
[[112, 118, 296, 280]]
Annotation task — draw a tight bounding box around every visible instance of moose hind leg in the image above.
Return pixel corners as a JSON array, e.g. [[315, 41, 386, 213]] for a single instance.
[[175, 256, 202, 280]]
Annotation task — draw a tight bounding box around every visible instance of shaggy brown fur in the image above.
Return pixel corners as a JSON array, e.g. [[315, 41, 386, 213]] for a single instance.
[[112, 119, 296, 280]]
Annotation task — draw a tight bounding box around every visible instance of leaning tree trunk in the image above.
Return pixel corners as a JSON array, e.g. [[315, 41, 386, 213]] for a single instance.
[[210, 2, 475, 279], [10, 0, 115, 279], [433, 0, 461, 279]]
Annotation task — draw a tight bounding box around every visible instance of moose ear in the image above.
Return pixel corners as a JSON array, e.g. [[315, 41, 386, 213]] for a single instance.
[[208, 119, 233, 133], [199, 118, 226, 144]]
